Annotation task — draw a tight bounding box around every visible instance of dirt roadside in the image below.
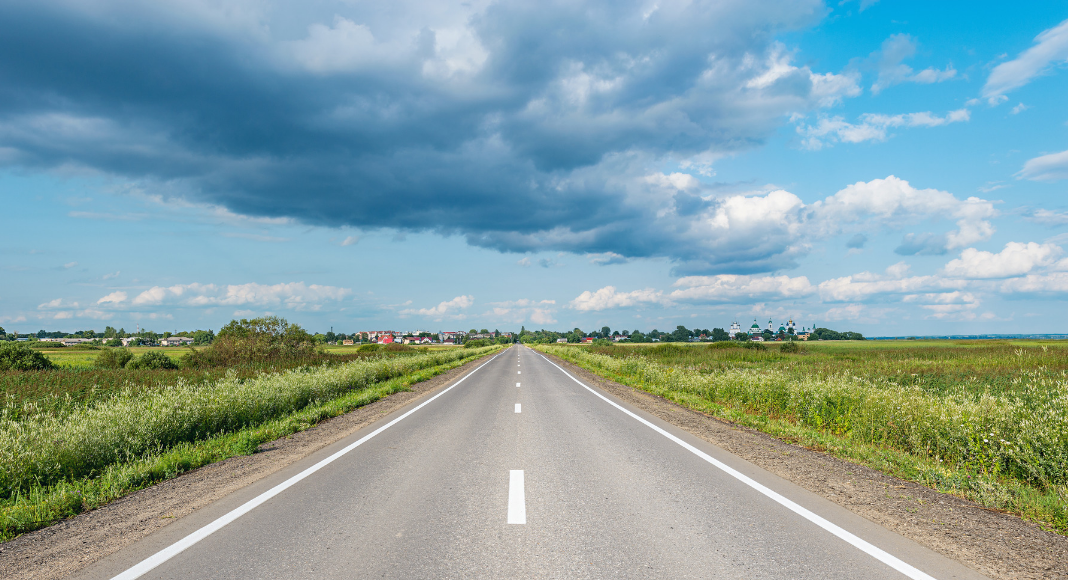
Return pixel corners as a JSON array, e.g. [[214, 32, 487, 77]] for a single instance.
[[542, 351, 1067, 580], [0, 352, 499, 580]]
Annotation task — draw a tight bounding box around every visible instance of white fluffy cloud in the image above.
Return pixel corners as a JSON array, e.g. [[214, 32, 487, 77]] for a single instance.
[[1001, 273, 1068, 295], [983, 18, 1068, 101], [668, 274, 814, 303], [570, 286, 664, 311], [797, 109, 969, 150], [486, 299, 557, 325], [400, 295, 474, 320], [1017, 149, 1068, 182], [813, 175, 994, 253], [96, 291, 127, 304], [818, 262, 964, 302], [943, 242, 1060, 279], [130, 282, 351, 310]]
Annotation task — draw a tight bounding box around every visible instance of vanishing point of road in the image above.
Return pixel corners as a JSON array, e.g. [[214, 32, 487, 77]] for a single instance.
[[76, 346, 989, 579]]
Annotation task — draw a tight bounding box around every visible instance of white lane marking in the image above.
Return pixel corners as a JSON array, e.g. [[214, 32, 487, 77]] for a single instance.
[[111, 351, 505, 580], [518, 370, 521, 374], [515, 403, 522, 413], [537, 354, 937, 580], [516, 382, 521, 388], [508, 470, 526, 524]]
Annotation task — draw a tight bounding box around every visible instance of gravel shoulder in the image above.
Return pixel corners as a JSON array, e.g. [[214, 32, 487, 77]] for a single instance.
[[543, 351, 1067, 580], [0, 352, 497, 580]]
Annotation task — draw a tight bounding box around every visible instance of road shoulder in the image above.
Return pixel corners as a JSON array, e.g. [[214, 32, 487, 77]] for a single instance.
[[540, 349, 1067, 580]]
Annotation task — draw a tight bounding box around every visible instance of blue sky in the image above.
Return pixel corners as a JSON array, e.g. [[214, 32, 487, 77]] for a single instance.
[[2, 0, 1068, 336]]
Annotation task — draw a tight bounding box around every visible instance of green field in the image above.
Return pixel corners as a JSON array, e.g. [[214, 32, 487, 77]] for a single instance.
[[537, 340, 1068, 533], [35, 346, 190, 369]]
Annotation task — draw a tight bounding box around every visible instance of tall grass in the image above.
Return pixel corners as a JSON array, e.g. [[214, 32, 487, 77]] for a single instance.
[[0, 346, 499, 500]]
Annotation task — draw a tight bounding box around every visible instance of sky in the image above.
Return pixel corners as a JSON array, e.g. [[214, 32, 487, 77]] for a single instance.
[[2, 0, 1068, 337]]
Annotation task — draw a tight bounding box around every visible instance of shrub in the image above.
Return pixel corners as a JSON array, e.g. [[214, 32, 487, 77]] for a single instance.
[[743, 342, 767, 351], [127, 351, 179, 370], [592, 338, 614, 347], [357, 344, 382, 353], [779, 342, 802, 354], [384, 343, 412, 352], [95, 348, 134, 369], [105, 338, 123, 347], [465, 339, 490, 348], [0, 343, 55, 371], [651, 343, 687, 355], [709, 341, 740, 350]]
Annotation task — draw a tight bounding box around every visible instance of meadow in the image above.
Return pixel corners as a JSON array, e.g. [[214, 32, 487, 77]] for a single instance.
[[536, 340, 1068, 533], [0, 343, 502, 541]]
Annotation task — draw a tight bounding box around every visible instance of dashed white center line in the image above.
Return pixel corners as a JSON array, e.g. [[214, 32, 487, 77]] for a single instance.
[[518, 370, 521, 374], [508, 470, 526, 524], [515, 403, 521, 413], [516, 382, 521, 388]]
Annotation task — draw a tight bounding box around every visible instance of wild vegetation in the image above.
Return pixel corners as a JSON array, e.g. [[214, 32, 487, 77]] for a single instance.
[[537, 341, 1068, 533], [0, 317, 502, 541]]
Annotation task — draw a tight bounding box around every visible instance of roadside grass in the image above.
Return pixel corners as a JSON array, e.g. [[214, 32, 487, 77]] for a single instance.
[[536, 343, 1068, 534], [0, 346, 501, 542]]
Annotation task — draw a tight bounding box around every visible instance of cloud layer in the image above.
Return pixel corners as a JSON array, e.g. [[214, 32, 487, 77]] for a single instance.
[[0, 0, 872, 275]]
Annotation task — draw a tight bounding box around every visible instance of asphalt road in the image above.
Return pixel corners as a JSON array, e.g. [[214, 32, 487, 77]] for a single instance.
[[79, 346, 989, 580]]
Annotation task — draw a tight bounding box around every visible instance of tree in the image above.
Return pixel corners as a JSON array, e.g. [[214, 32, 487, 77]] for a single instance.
[[601, 326, 611, 339], [192, 329, 215, 345], [95, 347, 134, 369], [127, 351, 179, 370], [671, 325, 691, 342], [103, 326, 118, 338], [0, 342, 55, 370], [711, 328, 730, 342], [762, 329, 773, 341]]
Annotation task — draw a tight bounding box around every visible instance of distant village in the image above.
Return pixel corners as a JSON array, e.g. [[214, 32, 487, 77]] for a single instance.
[[0, 318, 864, 348]]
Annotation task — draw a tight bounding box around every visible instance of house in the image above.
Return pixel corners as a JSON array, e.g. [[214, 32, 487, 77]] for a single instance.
[[41, 337, 95, 347], [443, 339, 456, 345], [403, 336, 431, 344], [342, 340, 354, 346], [556, 338, 568, 343], [160, 336, 194, 347], [582, 337, 594, 344], [612, 335, 629, 341], [379, 335, 394, 344]]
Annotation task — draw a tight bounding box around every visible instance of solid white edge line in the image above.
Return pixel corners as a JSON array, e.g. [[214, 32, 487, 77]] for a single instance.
[[508, 470, 526, 524], [515, 403, 521, 413], [111, 351, 504, 580], [534, 350, 937, 580]]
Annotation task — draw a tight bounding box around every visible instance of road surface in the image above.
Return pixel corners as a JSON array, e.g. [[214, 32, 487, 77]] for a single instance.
[[77, 345, 988, 579]]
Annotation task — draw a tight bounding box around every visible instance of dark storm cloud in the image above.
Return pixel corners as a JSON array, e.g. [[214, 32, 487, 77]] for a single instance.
[[0, 0, 853, 274]]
